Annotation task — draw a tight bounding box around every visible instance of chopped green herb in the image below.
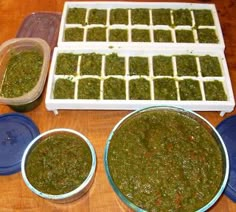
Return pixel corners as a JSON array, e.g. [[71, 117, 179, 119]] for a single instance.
[[66, 8, 86, 25], [80, 53, 102, 75], [173, 9, 192, 26], [105, 54, 125, 75], [176, 55, 198, 76], [132, 29, 150, 42], [153, 56, 173, 76], [154, 78, 177, 100], [104, 77, 126, 99], [129, 57, 149, 76], [110, 9, 128, 25], [152, 9, 171, 25], [55, 53, 78, 75], [64, 28, 84, 41], [87, 27, 106, 41], [179, 79, 202, 100], [199, 55, 222, 76], [109, 29, 128, 42], [204, 81, 227, 101], [193, 10, 214, 26], [154, 30, 172, 42], [131, 9, 150, 25], [197, 28, 218, 43], [88, 9, 107, 25], [176, 30, 194, 43]]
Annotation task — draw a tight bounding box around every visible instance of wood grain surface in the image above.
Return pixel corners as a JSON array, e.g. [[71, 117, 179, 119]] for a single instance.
[[0, 0, 236, 211]]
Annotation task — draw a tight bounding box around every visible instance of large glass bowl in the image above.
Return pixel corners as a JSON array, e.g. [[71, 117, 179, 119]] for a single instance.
[[104, 106, 229, 211]]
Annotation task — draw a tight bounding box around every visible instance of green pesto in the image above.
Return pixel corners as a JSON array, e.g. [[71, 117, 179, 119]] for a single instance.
[[108, 109, 223, 211], [110, 9, 128, 25], [179, 79, 202, 100], [109, 29, 128, 42], [204, 81, 227, 101], [152, 9, 171, 25], [66, 8, 86, 25], [78, 78, 100, 99], [193, 10, 214, 26], [1, 50, 43, 98], [64, 28, 84, 41], [176, 55, 198, 76], [129, 57, 149, 76], [199, 55, 222, 77], [197, 29, 218, 43], [104, 77, 126, 99], [54, 78, 75, 99], [129, 78, 150, 100], [87, 27, 106, 41], [105, 54, 125, 75], [154, 78, 177, 100], [176, 30, 194, 43], [88, 9, 107, 25], [153, 56, 173, 76], [131, 9, 150, 25], [55, 53, 78, 75], [173, 9, 192, 26], [132, 29, 150, 42], [26, 134, 92, 195], [154, 30, 172, 42], [80, 53, 102, 75]]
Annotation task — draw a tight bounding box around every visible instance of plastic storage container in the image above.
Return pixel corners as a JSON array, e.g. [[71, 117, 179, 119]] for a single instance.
[[0, 38, 50, 112]]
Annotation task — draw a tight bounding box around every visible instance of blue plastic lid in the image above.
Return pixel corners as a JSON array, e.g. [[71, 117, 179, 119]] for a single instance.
[[0, 113, 39, 175], [216, 115, 236, 202]]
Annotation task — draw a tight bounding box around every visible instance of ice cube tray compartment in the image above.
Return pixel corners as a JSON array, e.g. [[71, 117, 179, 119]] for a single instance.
[[58, 2, 224, 50], [45, 47, 234, 115]]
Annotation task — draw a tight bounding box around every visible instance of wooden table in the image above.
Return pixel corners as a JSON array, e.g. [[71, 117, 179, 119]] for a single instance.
[[0, 0, 236, 211]]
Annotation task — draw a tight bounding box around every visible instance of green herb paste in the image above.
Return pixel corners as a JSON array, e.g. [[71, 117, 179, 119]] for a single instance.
[[131, 9, 150, 25], [80, 53, 102, 76], [152, 9, 171, 25], [54, 78, 75, 99], [176, 30, 194, 43], [129, 78, 150, 100], [132, 29, 150, 42], [87, 27, 106, 41], [108, 109, 223, 211], [105, 54, 125, 75], [204, 81, 227, 101], [179, 79, 202, 100], [109, 29, 128, 42], [197, 29, 218, 43], [153, 56, 173, 76], [55, 53, 78, 75], [110, 9, 128, 25], [26, 134, 92, 195], [194, 10, 214, 26], [129, 57, 149, 76], [176, 55, 198, 76], [173, 9, 192, 26], [88, 9, 107, 25], [64, 27, 84, 41], [1, 50, 43, 98], [154, 78, 177, 100], [78, 78, 100, 99], [104, 77, 126, 99], [199, 55, 222, 77], [66, 8, 86, 25], [154, 30, 172, 42]]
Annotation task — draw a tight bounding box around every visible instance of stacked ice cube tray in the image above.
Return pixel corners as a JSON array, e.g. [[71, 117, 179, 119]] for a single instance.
[[46, 2, 235, 115]]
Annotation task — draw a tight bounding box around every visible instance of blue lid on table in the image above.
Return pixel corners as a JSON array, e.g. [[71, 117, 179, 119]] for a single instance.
[[0, 113, 39, 175], [216, 115, 236, 202]]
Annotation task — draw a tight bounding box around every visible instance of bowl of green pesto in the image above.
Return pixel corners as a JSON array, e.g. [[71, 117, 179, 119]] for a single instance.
[[21, 128, 96, 203], [104, 106, 229, 211]]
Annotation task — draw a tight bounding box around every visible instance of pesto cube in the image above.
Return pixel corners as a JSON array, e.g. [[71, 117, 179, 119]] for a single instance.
[[66, 8, 86, 25], [64, 28, 84, 41], [110, 9, 128, 25], [176, 55, 198, 76], [55, 53, 78, 75], [194, 10, 214, 26], [105, 54, 125, 75], [87, 27, 106, 41], [199, 55, 222, 77], [179, 79, 202, 100], [153, 56, 173, 76], [109, 29, 128, 42], [154, 78, 177, 100], [88, 9, 107, 25], [173, 9, 192, 26], [154, 30, 172, 42], [197, 29, 218, 43], [80, 53, 102, 76], [176, 30, 194, 43], [104, 77, 126, 99], [54, 78, 75, 99], [132, 29, 150, 42], [204, 81, 227, 101], [129, 78, 151, 100], [78, 78, 100, 99], [131, 9, 150, 25], [152, 9, 171, 25], [129, 57, 149, 76]]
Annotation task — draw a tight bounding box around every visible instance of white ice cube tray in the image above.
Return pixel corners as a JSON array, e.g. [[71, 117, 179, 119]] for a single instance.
[[58, 1, 225, 50], [45, 47, 234, 115]]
